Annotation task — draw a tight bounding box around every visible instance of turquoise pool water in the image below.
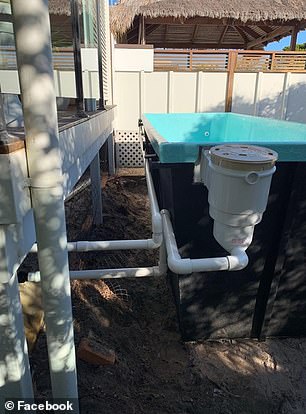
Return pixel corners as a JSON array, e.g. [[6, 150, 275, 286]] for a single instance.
[[142, 113, 306, 163]]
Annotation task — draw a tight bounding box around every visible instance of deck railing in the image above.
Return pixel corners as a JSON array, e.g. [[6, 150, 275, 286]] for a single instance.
[[154, 50, 306, 73], [0, 46, 75, 70], [3, 46, 306, 73]]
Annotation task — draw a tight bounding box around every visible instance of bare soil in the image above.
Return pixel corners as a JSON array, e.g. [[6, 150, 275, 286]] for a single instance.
[[29, 172, 306, 414]]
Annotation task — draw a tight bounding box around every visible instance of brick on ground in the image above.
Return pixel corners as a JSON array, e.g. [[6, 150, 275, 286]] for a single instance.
[[77, 336, 116, 366]]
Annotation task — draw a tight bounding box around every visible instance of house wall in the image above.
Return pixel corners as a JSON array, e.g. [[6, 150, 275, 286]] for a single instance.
[[113, 45, 154, 72]]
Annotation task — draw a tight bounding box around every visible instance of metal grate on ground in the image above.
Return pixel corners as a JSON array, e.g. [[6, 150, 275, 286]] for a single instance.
[[115, 130, 144, 168]]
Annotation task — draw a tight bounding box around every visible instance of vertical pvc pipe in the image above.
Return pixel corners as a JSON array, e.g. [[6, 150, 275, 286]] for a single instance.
[[11, 0, 78, 403]]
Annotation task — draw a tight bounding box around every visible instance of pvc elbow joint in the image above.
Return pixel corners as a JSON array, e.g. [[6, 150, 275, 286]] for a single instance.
[[227, 248, 249, 271], [148, 233, 163, 249], [167, 256, 193, 275]]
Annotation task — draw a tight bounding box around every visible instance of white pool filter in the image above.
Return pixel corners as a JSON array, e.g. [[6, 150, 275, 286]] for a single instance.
[[195, 144, 278, 253]]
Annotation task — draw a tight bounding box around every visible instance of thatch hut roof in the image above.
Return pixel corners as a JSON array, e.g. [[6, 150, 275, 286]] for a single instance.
[[111, 0, 306, 35], [48, 0, 83, 47], [110, 0, 306, 49]]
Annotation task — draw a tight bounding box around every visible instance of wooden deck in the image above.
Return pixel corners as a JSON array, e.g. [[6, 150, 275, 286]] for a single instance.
[[1, 108, 110, 154]]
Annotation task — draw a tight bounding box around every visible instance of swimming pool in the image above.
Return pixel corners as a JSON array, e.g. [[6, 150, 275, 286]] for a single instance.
[[142, 113, 306, 163], [144, 112, 306, 341]]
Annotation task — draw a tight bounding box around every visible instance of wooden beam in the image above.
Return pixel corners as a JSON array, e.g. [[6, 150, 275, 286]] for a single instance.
[[242, 26, 260, 39], [258, 24, 274, 34], [192, 25, 199, 42], [141, 16, 146, 44], [146, 24, 161, 38], [153, 42, 245, 49], [234, 26, 248, 44], [127, 26, 140, 42], [290, 25, 299, 50], [218, 25, 228, 45], [137, 16, 141, 44], [164, 24, 168, 42], [247, 26, 291, 48]]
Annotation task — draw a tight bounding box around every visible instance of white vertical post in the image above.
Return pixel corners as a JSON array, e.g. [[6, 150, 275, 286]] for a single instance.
[[253, 71, 262, 116], [195, 71, 203, 113], [90, 152, 103, 225], [103, 0, 113, 104], [167, 71, 173, 113], [11, 0, 78, 404], [107, 133, 115, 175], [281, 72, 291, 120], [139, 70, 145, 118], [0, 272, 33, 399]]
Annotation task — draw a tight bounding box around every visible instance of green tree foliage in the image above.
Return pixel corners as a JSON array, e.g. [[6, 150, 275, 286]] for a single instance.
[[283, 43, 306, 51]]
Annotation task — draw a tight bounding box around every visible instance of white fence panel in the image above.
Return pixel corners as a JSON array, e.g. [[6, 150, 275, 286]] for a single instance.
[[171, 72, 197, 113], [114, 71, 229, 130], [257, 73, 286, 119], [200, 72, 227, 112], [114, 72, 140, 131], [232, 73, 258, 115], [286, 73, 306, 123], [143, 72, 168, 113]]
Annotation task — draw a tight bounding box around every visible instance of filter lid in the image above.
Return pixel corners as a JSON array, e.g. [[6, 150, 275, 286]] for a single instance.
[[210, 144, 278, 171]]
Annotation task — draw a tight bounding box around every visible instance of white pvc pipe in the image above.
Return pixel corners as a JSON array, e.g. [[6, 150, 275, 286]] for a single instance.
[[27, 266, 162, 282], [11, 0, 78, 403], [27, 235, 167, 284], [30, 159, 162, 253], [30, 237, 162, 253], [161, 210, 248, 274], [144, 159, 163, 237]]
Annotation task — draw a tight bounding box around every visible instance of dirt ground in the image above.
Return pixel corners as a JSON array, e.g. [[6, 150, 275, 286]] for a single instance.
[[27, 170, 306, 414]]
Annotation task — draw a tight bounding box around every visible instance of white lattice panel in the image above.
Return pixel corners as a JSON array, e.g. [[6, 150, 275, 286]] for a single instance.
[[115, 130, 144, 168]]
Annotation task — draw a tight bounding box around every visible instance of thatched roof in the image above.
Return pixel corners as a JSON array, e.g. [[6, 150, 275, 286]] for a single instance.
[[110, 0, 306, 36]]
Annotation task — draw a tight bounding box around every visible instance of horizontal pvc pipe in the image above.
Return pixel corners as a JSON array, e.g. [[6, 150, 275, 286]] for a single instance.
[[30, 159, 162, 254], [27, 266, 162, 282], [30, 236, 163, 253], [161, 209, 248, 274]]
